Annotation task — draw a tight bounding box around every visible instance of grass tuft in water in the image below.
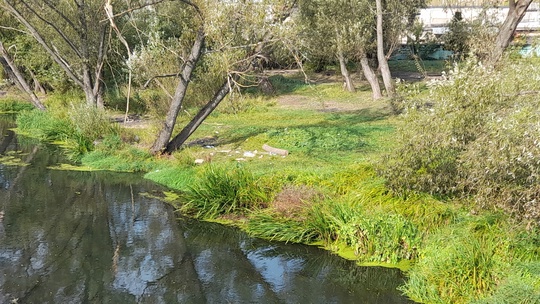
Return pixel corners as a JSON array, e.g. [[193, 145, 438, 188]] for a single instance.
[[181, 165, 275, 219]]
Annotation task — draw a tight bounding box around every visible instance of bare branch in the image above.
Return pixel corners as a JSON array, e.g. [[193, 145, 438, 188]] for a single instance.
[[143, 73, 180, 88]]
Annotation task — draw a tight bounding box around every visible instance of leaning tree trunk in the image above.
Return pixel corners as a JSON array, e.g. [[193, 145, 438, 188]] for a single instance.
[[150, 28, 205, 155], [337, 48, 355, 92], [0, 57, 24, 92], [163, 76, 234, 154], [0, 41, 46, 110], [359, 54, 382, 100], [376, 0, 395, 98], [491, 0, 533, 64]]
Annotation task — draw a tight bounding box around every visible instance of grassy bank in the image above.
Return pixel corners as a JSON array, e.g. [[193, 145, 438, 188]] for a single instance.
[[3, 69, 539, 303]]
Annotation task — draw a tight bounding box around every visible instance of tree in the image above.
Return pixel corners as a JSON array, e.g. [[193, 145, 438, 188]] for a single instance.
[[491, 0, 534, 63], [444, 12, 471, 59], [159, 0, 298, 154], [1, 0, 113, 107], [297, 0, 383, 98], [376, 0, 395, 98], [0, 40, 45, 110]]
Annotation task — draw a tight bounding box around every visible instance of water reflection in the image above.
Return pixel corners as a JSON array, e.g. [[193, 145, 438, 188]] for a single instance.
[[0, 117, 412, 303]]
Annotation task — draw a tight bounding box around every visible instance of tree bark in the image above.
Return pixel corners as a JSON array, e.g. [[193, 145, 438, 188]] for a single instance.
[[491, 0, 533, 64], [0, 41, 46, 110], [0, 57, 24, 92], [376, 0, 395, 98], [150, 28, 205, 155], [163, 76, 234, 154], [359, 54, 382, 100], [337, 48, 354, 92]]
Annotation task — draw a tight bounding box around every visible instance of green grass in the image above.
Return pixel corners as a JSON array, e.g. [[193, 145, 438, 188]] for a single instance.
[[388, 59, 449, 74], [10, 71, 539, 304], [180, 164, 276, 219], [0, 97, 36, 113]]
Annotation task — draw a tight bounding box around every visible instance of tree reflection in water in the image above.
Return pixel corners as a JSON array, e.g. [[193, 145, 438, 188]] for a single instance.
[[0, 117, 412, 304]]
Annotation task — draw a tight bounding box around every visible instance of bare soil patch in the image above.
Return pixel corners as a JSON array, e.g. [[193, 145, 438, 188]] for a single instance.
[[270, 185, 323, 217]]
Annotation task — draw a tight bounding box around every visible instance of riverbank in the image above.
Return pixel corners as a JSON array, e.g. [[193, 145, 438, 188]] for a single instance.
[[2, 69, 539, 303]]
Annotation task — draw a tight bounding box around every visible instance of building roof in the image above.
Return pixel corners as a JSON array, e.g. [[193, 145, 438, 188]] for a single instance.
[[428, 0, 507, 7]]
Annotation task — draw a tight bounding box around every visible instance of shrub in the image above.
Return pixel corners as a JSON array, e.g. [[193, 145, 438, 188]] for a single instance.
[[381, 58, 540, 221]]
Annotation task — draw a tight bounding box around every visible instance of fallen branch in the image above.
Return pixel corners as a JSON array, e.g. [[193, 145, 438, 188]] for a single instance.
[[262, 144, 288, 156]]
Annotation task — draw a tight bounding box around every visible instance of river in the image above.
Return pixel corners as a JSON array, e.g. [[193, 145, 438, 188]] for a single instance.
[[0, 115, 412, 303]]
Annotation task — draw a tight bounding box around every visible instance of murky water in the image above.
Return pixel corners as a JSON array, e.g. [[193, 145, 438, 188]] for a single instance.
[[0, 116, 413, 303]]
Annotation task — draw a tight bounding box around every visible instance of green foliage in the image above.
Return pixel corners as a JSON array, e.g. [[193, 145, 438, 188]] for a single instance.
[[82, 147, 155, 172], [473, 262, 540, 304], [444, 12, 470, 59], [181, 165, 275, 219], [16, 109, 71, 140], [247, 195, 421, 264], [307, 201, 421, 264], [380, 58, 540, 221], [402, 218, 539, 304], [268, 75, 307, 94], [144, 167, 196, 192], [16, 104, 120, 161], [266, 126, 365, 154], [246, 212, 319, 243], [0, 98, 36, 113]]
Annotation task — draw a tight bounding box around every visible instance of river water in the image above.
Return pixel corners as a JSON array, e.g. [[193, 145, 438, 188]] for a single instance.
[[0, 116, 412, 303]]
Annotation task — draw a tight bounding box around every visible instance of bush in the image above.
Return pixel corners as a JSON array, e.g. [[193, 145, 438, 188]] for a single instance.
[[381, 58, 540, 221]]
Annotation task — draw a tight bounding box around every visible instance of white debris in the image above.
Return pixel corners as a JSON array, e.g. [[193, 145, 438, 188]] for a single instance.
[[243, 151, 256, 158], [194, 159, 205, 164]]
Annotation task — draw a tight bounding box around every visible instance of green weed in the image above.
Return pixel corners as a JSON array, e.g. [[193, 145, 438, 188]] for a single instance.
[[245, 211, 318, 243], [0, 97, 35, 112], [181, 165, 275, 219], [402, 217, 510, 304]]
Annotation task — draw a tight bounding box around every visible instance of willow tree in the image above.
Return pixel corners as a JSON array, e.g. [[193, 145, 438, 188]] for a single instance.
[[0, 41, 45, 110], [492, 0, 534, 63], [378, 0, 426, 97], [441, 0, 534, 63], [0, 0, 113, 107], [0, 11, 46, 110], [147, 0, 297, 154], [298, 0, 379, 96]]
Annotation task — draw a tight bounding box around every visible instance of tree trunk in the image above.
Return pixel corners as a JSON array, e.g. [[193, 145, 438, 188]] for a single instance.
[[163, 76, 234, 154], [150, 28, 205, 155], [82, 66, 98, 107], [0, 57, 24, 92], [28, 69, 46, 94], [359, 54, 382, 100], [376, 0, 395, 98], [491, 0, 533, 64], [0, 41, 46, 110], [337, 49, 354, 92]]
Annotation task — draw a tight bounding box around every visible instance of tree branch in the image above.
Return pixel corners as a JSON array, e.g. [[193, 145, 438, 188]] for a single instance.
[[16, 0, 83, 59], [2, 0, 84, 87]]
